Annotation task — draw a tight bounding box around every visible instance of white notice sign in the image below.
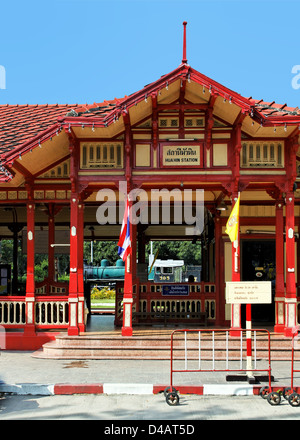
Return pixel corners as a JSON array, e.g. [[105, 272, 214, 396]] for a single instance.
[[226, 281, 272, 304]]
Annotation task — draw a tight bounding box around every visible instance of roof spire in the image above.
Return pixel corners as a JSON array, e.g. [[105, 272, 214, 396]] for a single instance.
[[182, 21, 188, 64]]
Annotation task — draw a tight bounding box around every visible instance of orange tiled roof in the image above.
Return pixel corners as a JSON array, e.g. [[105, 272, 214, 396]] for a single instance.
[[0, 104, 81, 155], [1, 65, 300, 181], [250, 99, 300, 119], [0, 101, 121, 180], [2, 68, 300, 158], [73, 98, 126, 118]]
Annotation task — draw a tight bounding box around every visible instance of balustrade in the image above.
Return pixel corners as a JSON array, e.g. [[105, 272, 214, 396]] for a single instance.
[[0, 298, 26, 326], [0, 296, 69, 328], [35, 281, 68, 295], [115, 281, 216, 326], [35, 297, 69, 327]]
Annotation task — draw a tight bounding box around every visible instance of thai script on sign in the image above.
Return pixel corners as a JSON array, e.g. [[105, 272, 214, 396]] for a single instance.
[[163, 145, 200, 165], [225, 281, 272, 304]]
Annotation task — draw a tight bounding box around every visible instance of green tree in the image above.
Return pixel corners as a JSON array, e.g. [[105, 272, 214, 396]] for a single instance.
[[84, 241, 119, 266], [146, 241, 201, 266]]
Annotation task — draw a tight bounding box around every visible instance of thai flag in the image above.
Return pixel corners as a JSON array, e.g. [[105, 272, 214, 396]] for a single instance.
[[118, 197, 131, 261]]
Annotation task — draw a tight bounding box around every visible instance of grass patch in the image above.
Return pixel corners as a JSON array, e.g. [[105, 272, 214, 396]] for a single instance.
[[91, 299, 115, 309]]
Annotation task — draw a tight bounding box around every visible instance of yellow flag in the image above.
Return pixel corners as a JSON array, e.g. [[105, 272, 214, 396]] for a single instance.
[[225, 195, 240, 242], [149, 248, 159, 274]]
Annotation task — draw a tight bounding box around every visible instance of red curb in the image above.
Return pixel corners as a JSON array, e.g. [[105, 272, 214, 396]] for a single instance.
[[253, 386, 261, 395], [175, 385, 204, 395], [153, 385, 165, 394], [52, 384, 300, 396], [54, 384, 104, 395]]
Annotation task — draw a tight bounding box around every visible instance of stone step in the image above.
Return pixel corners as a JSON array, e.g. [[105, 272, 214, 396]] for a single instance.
[[32, 333, 300, 360], [53, 332, 296, 344], [49, 338, 294, 351]]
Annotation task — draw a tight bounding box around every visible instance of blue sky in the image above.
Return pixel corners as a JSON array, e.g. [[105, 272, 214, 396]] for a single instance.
[[1, 0, 300, 108]]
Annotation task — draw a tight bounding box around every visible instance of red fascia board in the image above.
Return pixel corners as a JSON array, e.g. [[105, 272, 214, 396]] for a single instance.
[[260, 116, 300, 126], [51, 64, 255, 129], [60, 65, 254, 128], [63, 116, 107, 126], [188, 68, 252, 110], [116, 64, 253, 116], [109, 65, 191, 114]]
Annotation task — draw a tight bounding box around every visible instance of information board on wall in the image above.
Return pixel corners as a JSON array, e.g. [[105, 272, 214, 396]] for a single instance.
[[162, 285, 189, 296], [226, 281, 272, 304]]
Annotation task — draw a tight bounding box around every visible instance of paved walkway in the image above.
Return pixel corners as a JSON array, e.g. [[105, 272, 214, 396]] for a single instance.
[[0, 316, 299, 396], [0, 349, 298, 396]]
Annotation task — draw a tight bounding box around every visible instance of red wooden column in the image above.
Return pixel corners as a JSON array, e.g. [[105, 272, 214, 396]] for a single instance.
[[229, 192, 241, 335], [228, 117, 244, 335], [274, 199, 285, 333], [214, 211, 223, 326], [284, 191, 297, 336], [77, 199, 85, 333], [68, 194, 80, 336], [121, 192, 137, 337], [66, 128, 84, 335], [48, 204, 55, 282], [297, 216, 300, 326], [25, 201, 36, 334], [121, 109, 136, 336]]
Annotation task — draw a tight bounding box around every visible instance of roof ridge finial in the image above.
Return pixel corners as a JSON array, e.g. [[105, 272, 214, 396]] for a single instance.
[[182, 21, 188, 64]]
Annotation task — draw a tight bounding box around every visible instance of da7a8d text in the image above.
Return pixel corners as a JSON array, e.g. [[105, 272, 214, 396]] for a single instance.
[[148, 424, 195, 435]]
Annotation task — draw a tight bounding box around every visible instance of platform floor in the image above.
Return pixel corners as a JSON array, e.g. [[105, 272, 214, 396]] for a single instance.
[[85, 314, 277, 336]]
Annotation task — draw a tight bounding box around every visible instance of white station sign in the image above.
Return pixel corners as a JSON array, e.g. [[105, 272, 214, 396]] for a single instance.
[[226, 281, 272, 304]]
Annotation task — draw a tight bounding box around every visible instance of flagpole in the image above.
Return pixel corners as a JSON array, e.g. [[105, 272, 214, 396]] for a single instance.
[[226, 192, 241, 336], [118, 193, 134, 337], [234, 192, 240, 273]]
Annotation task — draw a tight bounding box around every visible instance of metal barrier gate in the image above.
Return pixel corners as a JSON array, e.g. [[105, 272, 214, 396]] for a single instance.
[[281, 327, 300, 407], [165, 328, 272, 405]]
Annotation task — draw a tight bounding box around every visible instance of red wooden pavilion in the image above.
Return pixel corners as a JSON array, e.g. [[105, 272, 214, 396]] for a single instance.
[[0, 23, 299, 349]]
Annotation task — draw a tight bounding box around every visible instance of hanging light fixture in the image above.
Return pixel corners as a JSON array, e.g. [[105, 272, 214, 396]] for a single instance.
[[216, 200, 228, 211]]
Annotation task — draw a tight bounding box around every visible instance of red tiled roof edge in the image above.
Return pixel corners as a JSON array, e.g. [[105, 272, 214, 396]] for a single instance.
[[1, 64, 300, 181]]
